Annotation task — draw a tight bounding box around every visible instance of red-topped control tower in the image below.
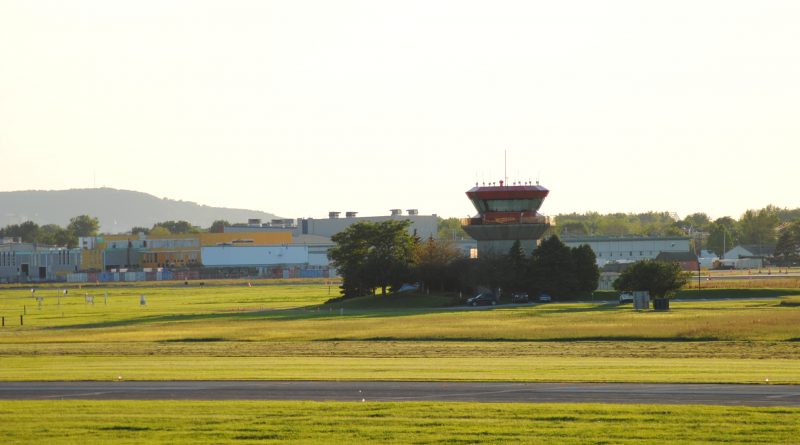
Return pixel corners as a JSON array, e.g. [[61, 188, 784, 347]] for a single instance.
[[462, 180, 551, 256]]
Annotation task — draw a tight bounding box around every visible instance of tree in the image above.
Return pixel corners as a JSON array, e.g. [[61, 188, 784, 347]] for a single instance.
[[67, 215, 100, 237], [328, 220, 417, 298], [706, 222, 735, 257], [147, 226, 170, 236], [152, 220, 198, 234], [415, 237, 462, 292], [680, 213, 711, 233], [38, 224, 75, 247], [130, 226, 150, 235], [505, 240, 529, 292], [529, 235, 576, 298], [0, 221, 40, 243], [775, 221, 800, 265], [572, 244, 599, 295], [613, 260, 689, 299], [559, 222, 589, 236], [738, 207, 779, 246], [209, 220, 230, 233], [437, 217, 468, 240]]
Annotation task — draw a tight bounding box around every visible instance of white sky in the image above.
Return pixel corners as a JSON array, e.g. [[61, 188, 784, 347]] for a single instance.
[[1, 1, 798, 221]]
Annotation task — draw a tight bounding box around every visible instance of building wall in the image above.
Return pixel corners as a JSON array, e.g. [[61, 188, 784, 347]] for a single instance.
[[298, 214, 438, 239], [199, 232, 291, 246], [0, 245, 80, 282], [201, 245, 309, 267], [562, 236, 691, 266]]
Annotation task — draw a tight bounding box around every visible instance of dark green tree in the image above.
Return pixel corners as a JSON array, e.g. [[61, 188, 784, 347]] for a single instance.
[[130, 226, 150, 235], [67, 215, 100, 237], [572, 244, 599, 295], [329, 220, 417, 297], [209, 220, 230, 233], [775, 221, 800, 265], [706, 222, 735, 256], [0, 221, 40, 243], [152, 220, 198, 234], [38, 224, 75, 247], [529, 235, 576, 298], [415, 237, 462, 292], [505, 240, 529, 292], [613, 260, 689, 299]]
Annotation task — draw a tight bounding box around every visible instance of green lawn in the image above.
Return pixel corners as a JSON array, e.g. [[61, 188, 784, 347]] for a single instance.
[[1, 284, 799, 383], [1, 400, 798, 444]]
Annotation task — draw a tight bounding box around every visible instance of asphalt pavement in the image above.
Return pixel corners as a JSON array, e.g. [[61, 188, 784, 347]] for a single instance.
[[1, 381, 798, 406]]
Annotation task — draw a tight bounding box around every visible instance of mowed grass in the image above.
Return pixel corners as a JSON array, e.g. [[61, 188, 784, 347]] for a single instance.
[[1, 354, 797, 383], [1, 284, 800, 383], [2, 289, 799, 342], [1, 401, 798, 445]]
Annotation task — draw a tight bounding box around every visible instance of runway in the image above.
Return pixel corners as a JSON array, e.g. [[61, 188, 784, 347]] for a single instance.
[[1, 381, 798, 406]]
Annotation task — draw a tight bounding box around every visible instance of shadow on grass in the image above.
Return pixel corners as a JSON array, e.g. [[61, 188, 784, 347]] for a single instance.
[[321, 335, 723, 342], [43, 297, 716, 331]]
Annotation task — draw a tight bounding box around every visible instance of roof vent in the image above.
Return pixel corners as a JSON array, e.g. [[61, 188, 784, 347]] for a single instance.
[[407, 209, 418, 215], [390, 209, 402, 216], [328, 212, 340, 219], [345, 211, 358, 218]]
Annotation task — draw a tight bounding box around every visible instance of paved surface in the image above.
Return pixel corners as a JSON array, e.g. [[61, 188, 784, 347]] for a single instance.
[[1, 381, 798, 406]]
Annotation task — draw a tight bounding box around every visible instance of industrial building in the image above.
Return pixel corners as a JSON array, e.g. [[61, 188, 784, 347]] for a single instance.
[[224, 210, 439, 241], [78, 231, 292, 271], [561, 236, 692, 267], [0, 240, 80, 283]]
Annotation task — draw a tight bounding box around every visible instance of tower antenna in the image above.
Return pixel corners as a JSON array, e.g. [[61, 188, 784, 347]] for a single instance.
[[504, 151, 507, 185]]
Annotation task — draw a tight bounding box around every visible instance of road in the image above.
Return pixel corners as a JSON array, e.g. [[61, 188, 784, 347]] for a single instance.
[[1, 381, 798, 406]]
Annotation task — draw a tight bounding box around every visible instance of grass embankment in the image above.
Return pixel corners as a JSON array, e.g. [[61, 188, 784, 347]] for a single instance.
[[1, 401, 798, 444], [1, 285, 799, 382]]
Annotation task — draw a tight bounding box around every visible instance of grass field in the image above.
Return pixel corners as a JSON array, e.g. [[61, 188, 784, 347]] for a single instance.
[[1, 284, 799, 382], [1, 400, 798, 444]]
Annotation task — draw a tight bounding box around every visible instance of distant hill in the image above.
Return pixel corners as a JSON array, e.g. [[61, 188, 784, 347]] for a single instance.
[[0, 188, 282, 234]]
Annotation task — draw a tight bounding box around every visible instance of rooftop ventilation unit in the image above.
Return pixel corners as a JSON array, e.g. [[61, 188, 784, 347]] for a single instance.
[[345, 211, 358, 218], [329, 212, 340, 219], [407, 209, 418, 215], [390, 209, 402, 216]]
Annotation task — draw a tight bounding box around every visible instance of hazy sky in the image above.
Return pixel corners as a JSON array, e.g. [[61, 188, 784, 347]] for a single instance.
[[1, 1, 798, 221]]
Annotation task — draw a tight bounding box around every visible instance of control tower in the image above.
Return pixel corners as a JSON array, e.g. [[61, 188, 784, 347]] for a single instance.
[[462, 181, 551, 256]]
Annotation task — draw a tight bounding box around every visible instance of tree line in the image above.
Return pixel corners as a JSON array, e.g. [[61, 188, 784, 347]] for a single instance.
[[0, 218, 237, 248], [330, 220, 600, 301], [0, 215, 100, 248], [441, 205, 800, 260]]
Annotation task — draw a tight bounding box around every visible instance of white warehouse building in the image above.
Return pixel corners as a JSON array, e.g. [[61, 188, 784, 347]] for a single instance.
[[201, 245, 309, 268], [562, 236, 692, 267]]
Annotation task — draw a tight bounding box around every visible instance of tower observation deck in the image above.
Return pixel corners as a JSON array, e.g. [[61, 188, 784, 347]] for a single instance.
[[462, 181, 551, 256]]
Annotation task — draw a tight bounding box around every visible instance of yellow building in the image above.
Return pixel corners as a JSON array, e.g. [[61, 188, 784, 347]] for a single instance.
[[79, 231, 293, 270]]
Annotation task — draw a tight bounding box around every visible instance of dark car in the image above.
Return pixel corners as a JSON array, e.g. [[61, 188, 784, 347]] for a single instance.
[[466, 293, 497, 306], [511, 292, 529, 303]]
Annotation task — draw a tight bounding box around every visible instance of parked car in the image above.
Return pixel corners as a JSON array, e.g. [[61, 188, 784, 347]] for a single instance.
[[466, 293, 497, 306], [511, 292, 529, 303], [537, 293, 552, 303], [619, 292, 634, 304]]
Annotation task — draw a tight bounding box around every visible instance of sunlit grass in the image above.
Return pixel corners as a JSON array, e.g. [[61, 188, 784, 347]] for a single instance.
[[1, 285, 799, 383], [1, 401, 798, 444]]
